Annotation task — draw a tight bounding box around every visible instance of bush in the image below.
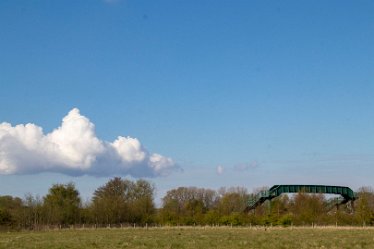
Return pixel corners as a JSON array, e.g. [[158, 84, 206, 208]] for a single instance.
[[0, 208, 12, 226], [278, 214, 292, 226]]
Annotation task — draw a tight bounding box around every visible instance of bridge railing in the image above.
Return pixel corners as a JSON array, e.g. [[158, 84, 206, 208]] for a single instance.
[[246, 185, 358, 211], [247, 190, 271, 209]]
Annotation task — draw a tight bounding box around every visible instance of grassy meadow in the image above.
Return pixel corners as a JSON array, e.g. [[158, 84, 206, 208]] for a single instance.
[[0, 227, 374, 249]]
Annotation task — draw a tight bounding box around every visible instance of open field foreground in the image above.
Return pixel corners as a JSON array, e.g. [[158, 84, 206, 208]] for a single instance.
[[0, 227, 374, 249]]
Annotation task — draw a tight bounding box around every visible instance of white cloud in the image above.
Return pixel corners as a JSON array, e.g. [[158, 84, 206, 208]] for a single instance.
[[112, 136, 146, 163], [0, 108, 177, 177], [216, 165, 224, 175]]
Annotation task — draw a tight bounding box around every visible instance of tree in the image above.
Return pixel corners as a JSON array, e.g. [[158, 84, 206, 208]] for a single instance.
[[161, 187, 194, 224], [0, 208, 12, 226], [290, 192, 325, 226], [355, 187, 374, 226], [129, 179, 155, 224], [217, 187, 249, 215], [22, 193, 43, 229], [161, 187, 219, 225], [43, 183, 81, 226], [92, 177, 131, 225], [92, 177, 155, 225], [0, 195, 23, 228], [269, 195, 290, 225]]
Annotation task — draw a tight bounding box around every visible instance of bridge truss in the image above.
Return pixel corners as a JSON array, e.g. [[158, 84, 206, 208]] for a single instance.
[[246, 185, 358, 212]]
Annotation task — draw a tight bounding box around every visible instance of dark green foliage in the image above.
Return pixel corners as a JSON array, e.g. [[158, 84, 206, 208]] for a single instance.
[[43, 183, 81, 225], [0, 196, 23, 228], [0, 208, 12, 225]]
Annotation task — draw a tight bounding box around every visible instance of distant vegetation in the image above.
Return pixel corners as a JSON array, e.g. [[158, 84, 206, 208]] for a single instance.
[[0, 178, 373, 230]]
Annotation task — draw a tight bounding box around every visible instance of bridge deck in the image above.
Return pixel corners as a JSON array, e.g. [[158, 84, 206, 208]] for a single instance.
[[246, 184, 357, 211]]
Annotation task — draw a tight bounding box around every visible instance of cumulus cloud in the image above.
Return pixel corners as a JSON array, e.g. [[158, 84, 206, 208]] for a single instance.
[[0, 108, 177, 177], [216, 165, 224, 175]]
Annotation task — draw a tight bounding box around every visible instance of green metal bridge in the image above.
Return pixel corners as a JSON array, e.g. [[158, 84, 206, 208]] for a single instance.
[[246, 185, 358, 211]]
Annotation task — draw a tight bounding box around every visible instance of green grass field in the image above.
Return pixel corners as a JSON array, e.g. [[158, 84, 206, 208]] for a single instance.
[[0, 227, 374, 249]]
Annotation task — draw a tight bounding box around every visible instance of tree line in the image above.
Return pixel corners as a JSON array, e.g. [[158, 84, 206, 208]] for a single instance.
[[0, 178, 373, 230]]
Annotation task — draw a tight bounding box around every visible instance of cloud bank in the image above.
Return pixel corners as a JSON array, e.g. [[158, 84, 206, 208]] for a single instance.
[[0, 108, 177, 177]]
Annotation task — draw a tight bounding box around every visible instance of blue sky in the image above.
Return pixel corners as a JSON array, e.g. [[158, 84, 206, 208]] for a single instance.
[[0, 1, 373, 203]]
